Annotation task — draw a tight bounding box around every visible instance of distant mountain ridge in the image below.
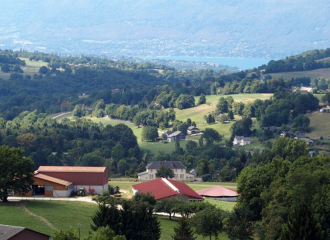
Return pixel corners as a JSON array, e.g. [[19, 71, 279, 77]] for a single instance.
[[1, 1, 330, 58]]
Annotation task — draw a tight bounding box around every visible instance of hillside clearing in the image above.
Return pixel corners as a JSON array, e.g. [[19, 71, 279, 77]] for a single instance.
[[307, 111, 330, 139], [266, 68, 330, 81]]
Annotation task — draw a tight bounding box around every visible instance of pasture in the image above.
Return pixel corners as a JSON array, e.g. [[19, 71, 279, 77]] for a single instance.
[[175, 93, 272, 139], [266, 68, 330, 81], [307, 111, 330, 139], [0, 58, 48, 80], [0, 201, 98, 239], [85, 93, 272, 153]]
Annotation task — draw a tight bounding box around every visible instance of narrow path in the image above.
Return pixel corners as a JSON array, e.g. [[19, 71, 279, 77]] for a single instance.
[[52, 112, 72, 119], [20, 203, 58, 231]]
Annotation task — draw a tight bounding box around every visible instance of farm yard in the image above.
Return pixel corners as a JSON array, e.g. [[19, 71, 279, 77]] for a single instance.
[[0, 180, 237, 240]]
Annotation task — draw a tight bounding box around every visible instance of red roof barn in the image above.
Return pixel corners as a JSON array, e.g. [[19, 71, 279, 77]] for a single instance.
[[28, 166, 108, 197], [196, 186, 238, 202], [132, 178, 203, 201]]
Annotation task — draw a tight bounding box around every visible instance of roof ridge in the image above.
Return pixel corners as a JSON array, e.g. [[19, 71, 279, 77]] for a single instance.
[[162, 178, 179, 193]]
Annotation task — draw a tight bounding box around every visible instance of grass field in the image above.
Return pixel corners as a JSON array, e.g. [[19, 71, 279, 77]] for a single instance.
[[0, 201, 98, 239], [0, 58, 48, 80], [0, 195, 233, 240], [266, 68, 330, 81], [306, 111, 330, 139], [85, 94, 273, 153], [175, 93, 272, 139]]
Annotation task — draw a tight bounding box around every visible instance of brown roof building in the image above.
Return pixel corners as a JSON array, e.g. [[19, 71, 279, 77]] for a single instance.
[[27, 166, 108, 197], [0, 224, 50, 240]]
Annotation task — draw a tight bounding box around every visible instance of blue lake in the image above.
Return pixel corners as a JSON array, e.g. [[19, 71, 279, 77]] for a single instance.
[[146, 56, 272, 70]]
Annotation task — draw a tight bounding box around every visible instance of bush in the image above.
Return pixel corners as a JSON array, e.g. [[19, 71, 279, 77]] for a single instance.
[[202, 174, 212, 182]]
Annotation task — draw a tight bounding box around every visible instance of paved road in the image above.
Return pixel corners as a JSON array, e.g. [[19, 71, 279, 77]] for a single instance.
[[8, 196, 97, 203]]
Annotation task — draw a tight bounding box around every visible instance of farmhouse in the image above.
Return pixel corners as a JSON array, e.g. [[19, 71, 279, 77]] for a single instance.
[[233, 136, 252, 146], [0, 224, 50, 240], [167, 131, 185, 142], [187, 126, 200, 135], [196, 186, 239, 202], [132, 178, 203, 201], [137, 161, 195, 181], [27, 166, 108, 197]]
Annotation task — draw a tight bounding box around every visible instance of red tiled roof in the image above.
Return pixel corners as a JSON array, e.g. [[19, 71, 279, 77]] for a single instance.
[[167, 179, 203, 199], [37, 166, 106, 173], [132, 178, 177, 200], [132, 178, 203, 200], [196, 186, 238, 197], [34, 173, 73, 187]]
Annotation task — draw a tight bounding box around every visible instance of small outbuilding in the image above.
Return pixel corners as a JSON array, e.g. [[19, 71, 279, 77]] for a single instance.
[[132, 178, 203, 201], [0, 224, 50, 240], [196, 186, 239, 202]]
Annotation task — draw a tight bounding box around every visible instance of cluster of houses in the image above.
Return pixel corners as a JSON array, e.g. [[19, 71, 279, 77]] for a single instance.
[[162, 126, 202, 142], [280, 131, 314, 145]]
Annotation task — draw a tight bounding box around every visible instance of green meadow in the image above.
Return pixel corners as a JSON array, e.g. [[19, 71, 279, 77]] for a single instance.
[[86, 93, 273, 153], [0, 201, 98, 239]]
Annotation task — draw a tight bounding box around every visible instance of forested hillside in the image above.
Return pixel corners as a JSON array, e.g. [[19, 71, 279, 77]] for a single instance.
[[260, 48, 330, 73]]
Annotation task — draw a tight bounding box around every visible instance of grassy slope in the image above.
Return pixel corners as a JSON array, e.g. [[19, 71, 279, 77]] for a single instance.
[[0, 196, 232, 240], [0, 201, 98, 239], [266, 68, 330, 81], [0, 58, 48, 80], [307, 111, 330, 139], [175, 93, 272, 139], [85, 94, 273, 153]]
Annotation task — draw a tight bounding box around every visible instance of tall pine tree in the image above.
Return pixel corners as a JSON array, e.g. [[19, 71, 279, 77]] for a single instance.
[[172, 217, 196, 240]]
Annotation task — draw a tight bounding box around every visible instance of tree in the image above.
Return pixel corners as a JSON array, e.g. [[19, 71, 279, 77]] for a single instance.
[[141, 126, 158, 142], [0, 146, 34, 202], [228, 110, 234, 121], [279, 204, 321, 240], [175, 94, 195, 109], [202, 128, 222, 146], [172, 217, 196, 240], [225, 206, 254, 240], [156, 165, 174, 179], [192, 207, 226, 240], [198, 94, 206, 105], [155, 198, 184, 220], [39, 66, 48, 74], [1, 63, 10, 73], [216, 97, 228, 113], [86, 226, 126, 240], [291, 115, 310, 131], [53, 227, 79, 240], [204, 114, 215, 124]]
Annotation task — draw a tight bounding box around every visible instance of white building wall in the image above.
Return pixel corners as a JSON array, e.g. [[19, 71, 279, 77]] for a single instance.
[[75, 185, 107, 195], [53, 190, 71, 197]]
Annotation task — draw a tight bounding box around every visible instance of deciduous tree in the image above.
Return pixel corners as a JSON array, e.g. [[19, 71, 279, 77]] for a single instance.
[[0, 146, 34, 202]]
